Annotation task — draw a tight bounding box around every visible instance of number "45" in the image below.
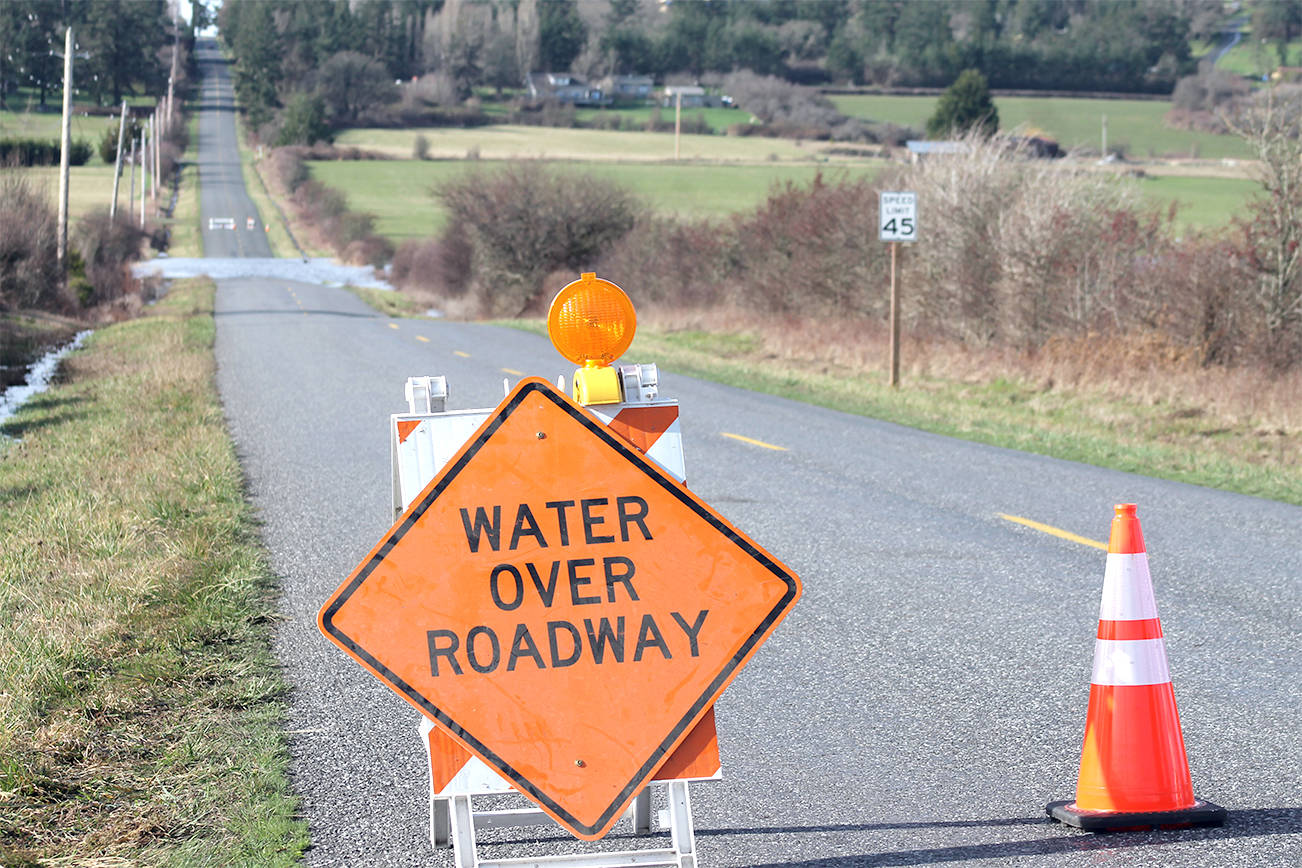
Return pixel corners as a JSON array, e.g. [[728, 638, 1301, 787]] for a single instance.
[[882, 217, 915, 236]]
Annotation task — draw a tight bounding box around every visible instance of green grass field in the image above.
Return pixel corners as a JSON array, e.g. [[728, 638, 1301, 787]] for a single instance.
[[335, 124, 831, 163], [0, 108, 123, 165], [1, 164, 125, 218], [309, 159, 882, 241], [1136, 173, 1259, 229], [830, 94, 1253, 159], [1200, 37, 1302, 79]]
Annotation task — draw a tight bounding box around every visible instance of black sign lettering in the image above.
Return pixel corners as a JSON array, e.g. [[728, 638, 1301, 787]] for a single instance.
[[460, 505, 501, 553], [466, 625, 501, 673], [428, 629, 463, 676], [490, 564, 524, 611], [580, 498, 616, 544]]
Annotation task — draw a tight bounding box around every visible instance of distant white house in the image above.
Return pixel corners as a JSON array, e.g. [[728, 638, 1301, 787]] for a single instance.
[[524, 73, 609, 106], [661, 85, 707, 108]]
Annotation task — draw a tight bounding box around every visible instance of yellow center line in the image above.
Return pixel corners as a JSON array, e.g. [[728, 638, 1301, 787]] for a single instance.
[[721, 432, 787, 451], [415, 335, 430, 343], [453, 350, 471, 358], [388, 323, 399, 330], [501, 367, 524, 376], [997, 514, 1107, 550]]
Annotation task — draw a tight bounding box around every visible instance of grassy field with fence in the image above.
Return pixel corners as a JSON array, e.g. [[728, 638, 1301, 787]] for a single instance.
[[829, 93, 1252, 159], [334, 124, 835, 163]]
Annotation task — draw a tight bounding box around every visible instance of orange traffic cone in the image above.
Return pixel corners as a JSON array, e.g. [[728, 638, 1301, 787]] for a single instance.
[[1047, 504, 1225, 831]]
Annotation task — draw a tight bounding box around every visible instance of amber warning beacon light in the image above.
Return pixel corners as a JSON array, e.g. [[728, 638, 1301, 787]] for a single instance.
[[548, 273, 637, 406]]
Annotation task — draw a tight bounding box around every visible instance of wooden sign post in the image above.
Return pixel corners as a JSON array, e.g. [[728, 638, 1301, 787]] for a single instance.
[[879, 191, 918, 388]]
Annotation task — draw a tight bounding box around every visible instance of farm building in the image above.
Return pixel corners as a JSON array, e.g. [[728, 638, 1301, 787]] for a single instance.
[[603, 75, 655, 100], [525, 73, 609, 106]]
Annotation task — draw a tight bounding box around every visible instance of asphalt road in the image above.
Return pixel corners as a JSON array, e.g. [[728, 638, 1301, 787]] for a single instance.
[[198, 42, 1302, 868], [196, 39, 271, 258]]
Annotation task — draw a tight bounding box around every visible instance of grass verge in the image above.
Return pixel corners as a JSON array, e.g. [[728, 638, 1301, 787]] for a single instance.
[[499, 317, 1300, 507], [346, 285, 429, 317], [0, 278, 308, 865], [240, 147, 300, 259], [160, 114, 203, 259]]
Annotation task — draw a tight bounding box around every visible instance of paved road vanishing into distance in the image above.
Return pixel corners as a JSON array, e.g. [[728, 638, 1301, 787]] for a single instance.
[[194, 39, 1302, 868]]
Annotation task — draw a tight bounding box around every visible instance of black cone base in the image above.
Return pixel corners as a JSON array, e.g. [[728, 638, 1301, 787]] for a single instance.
[[1047, 798, 1227, 831]]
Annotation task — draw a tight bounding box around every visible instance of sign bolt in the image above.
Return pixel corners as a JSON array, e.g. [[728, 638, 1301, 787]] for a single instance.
[[536, 432, 547, 439], [574, 759, 585, 767]]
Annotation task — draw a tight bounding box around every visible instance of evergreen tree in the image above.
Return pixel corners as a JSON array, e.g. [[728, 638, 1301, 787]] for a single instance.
[[537, 0, 586, 71], [926, 68, 998, 138]]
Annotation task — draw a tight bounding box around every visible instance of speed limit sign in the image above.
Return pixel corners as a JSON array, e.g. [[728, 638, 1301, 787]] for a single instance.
[[879, 192, 918, 242]]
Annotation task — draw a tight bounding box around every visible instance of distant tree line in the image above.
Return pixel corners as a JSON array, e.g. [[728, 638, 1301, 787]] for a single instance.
[[0, 0, 189, 110], [216, 0, 1249, 142]]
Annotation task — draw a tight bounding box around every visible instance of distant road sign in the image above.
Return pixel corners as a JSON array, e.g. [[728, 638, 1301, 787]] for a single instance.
[[879, 191, 918, 242], [319, 378, 800, 841]]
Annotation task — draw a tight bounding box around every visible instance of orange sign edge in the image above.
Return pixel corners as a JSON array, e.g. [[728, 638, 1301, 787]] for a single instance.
[[318, 377, 801, 840]]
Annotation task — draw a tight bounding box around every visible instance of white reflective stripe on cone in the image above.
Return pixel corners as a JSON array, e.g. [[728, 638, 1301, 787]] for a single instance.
[[1098, 553, 1160, 621], [1091, 638, 1171, 686]]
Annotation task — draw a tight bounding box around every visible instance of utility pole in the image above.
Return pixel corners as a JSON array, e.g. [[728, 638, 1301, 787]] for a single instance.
[[138, 130, 146, 228], [110, 101, 127, 220], [56, 27, 73, 270], [674, 90, 682, 161], [152, 109, 160, 203], [1101, 113, 1108, 159], [128, 135, 137, 221], [148, 115, 156, 206]]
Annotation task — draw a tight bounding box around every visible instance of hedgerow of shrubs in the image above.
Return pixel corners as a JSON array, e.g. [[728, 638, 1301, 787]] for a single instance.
[[0, 138, 93, 167], [265, 147, 393, 266], [394, 133, 1296, 373]]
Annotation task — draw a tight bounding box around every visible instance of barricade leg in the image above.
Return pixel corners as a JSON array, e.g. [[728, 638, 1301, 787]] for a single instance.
[[632, 787, 652, 835], [431, 794, 451, 849], [666, 781, 696, 868], [450, 794, 479, 868]]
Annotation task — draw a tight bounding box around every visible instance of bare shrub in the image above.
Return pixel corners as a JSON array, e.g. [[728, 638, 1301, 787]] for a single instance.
[[723, 71, 851, 133], [413, 134, 430, 160], [389, 223, 473, 297], [1169, 69, 1250, 135], [342, 236, 394, 268], [267, 148, 310, 192], [597, 215, 735, 310], [894, 133, 1160, 348], [72, 210, 146, 307], [0, 173, 65, 312], [730, 173, 887, 316], [1226, 86, 1302, 370], [437, 164, 641, 316]]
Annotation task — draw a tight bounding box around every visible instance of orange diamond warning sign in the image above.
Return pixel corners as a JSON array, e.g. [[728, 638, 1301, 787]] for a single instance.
[[318, 378, 800, 840]]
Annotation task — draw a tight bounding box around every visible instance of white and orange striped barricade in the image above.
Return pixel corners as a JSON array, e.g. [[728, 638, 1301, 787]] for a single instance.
[[391, 373, 722, 865], [1047, 503, 1225, 831]]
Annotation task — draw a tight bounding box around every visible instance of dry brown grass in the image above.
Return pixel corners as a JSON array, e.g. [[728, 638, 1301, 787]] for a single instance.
[[634, 305, 1301, 476]]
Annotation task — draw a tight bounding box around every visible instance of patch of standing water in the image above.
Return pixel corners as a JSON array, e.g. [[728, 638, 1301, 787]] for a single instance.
[[132, 257, 395, 290], [0, 330, 92, 438]]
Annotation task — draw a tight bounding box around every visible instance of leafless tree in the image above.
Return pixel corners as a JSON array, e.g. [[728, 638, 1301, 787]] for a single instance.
[[1225, 86, 1302, 369]]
